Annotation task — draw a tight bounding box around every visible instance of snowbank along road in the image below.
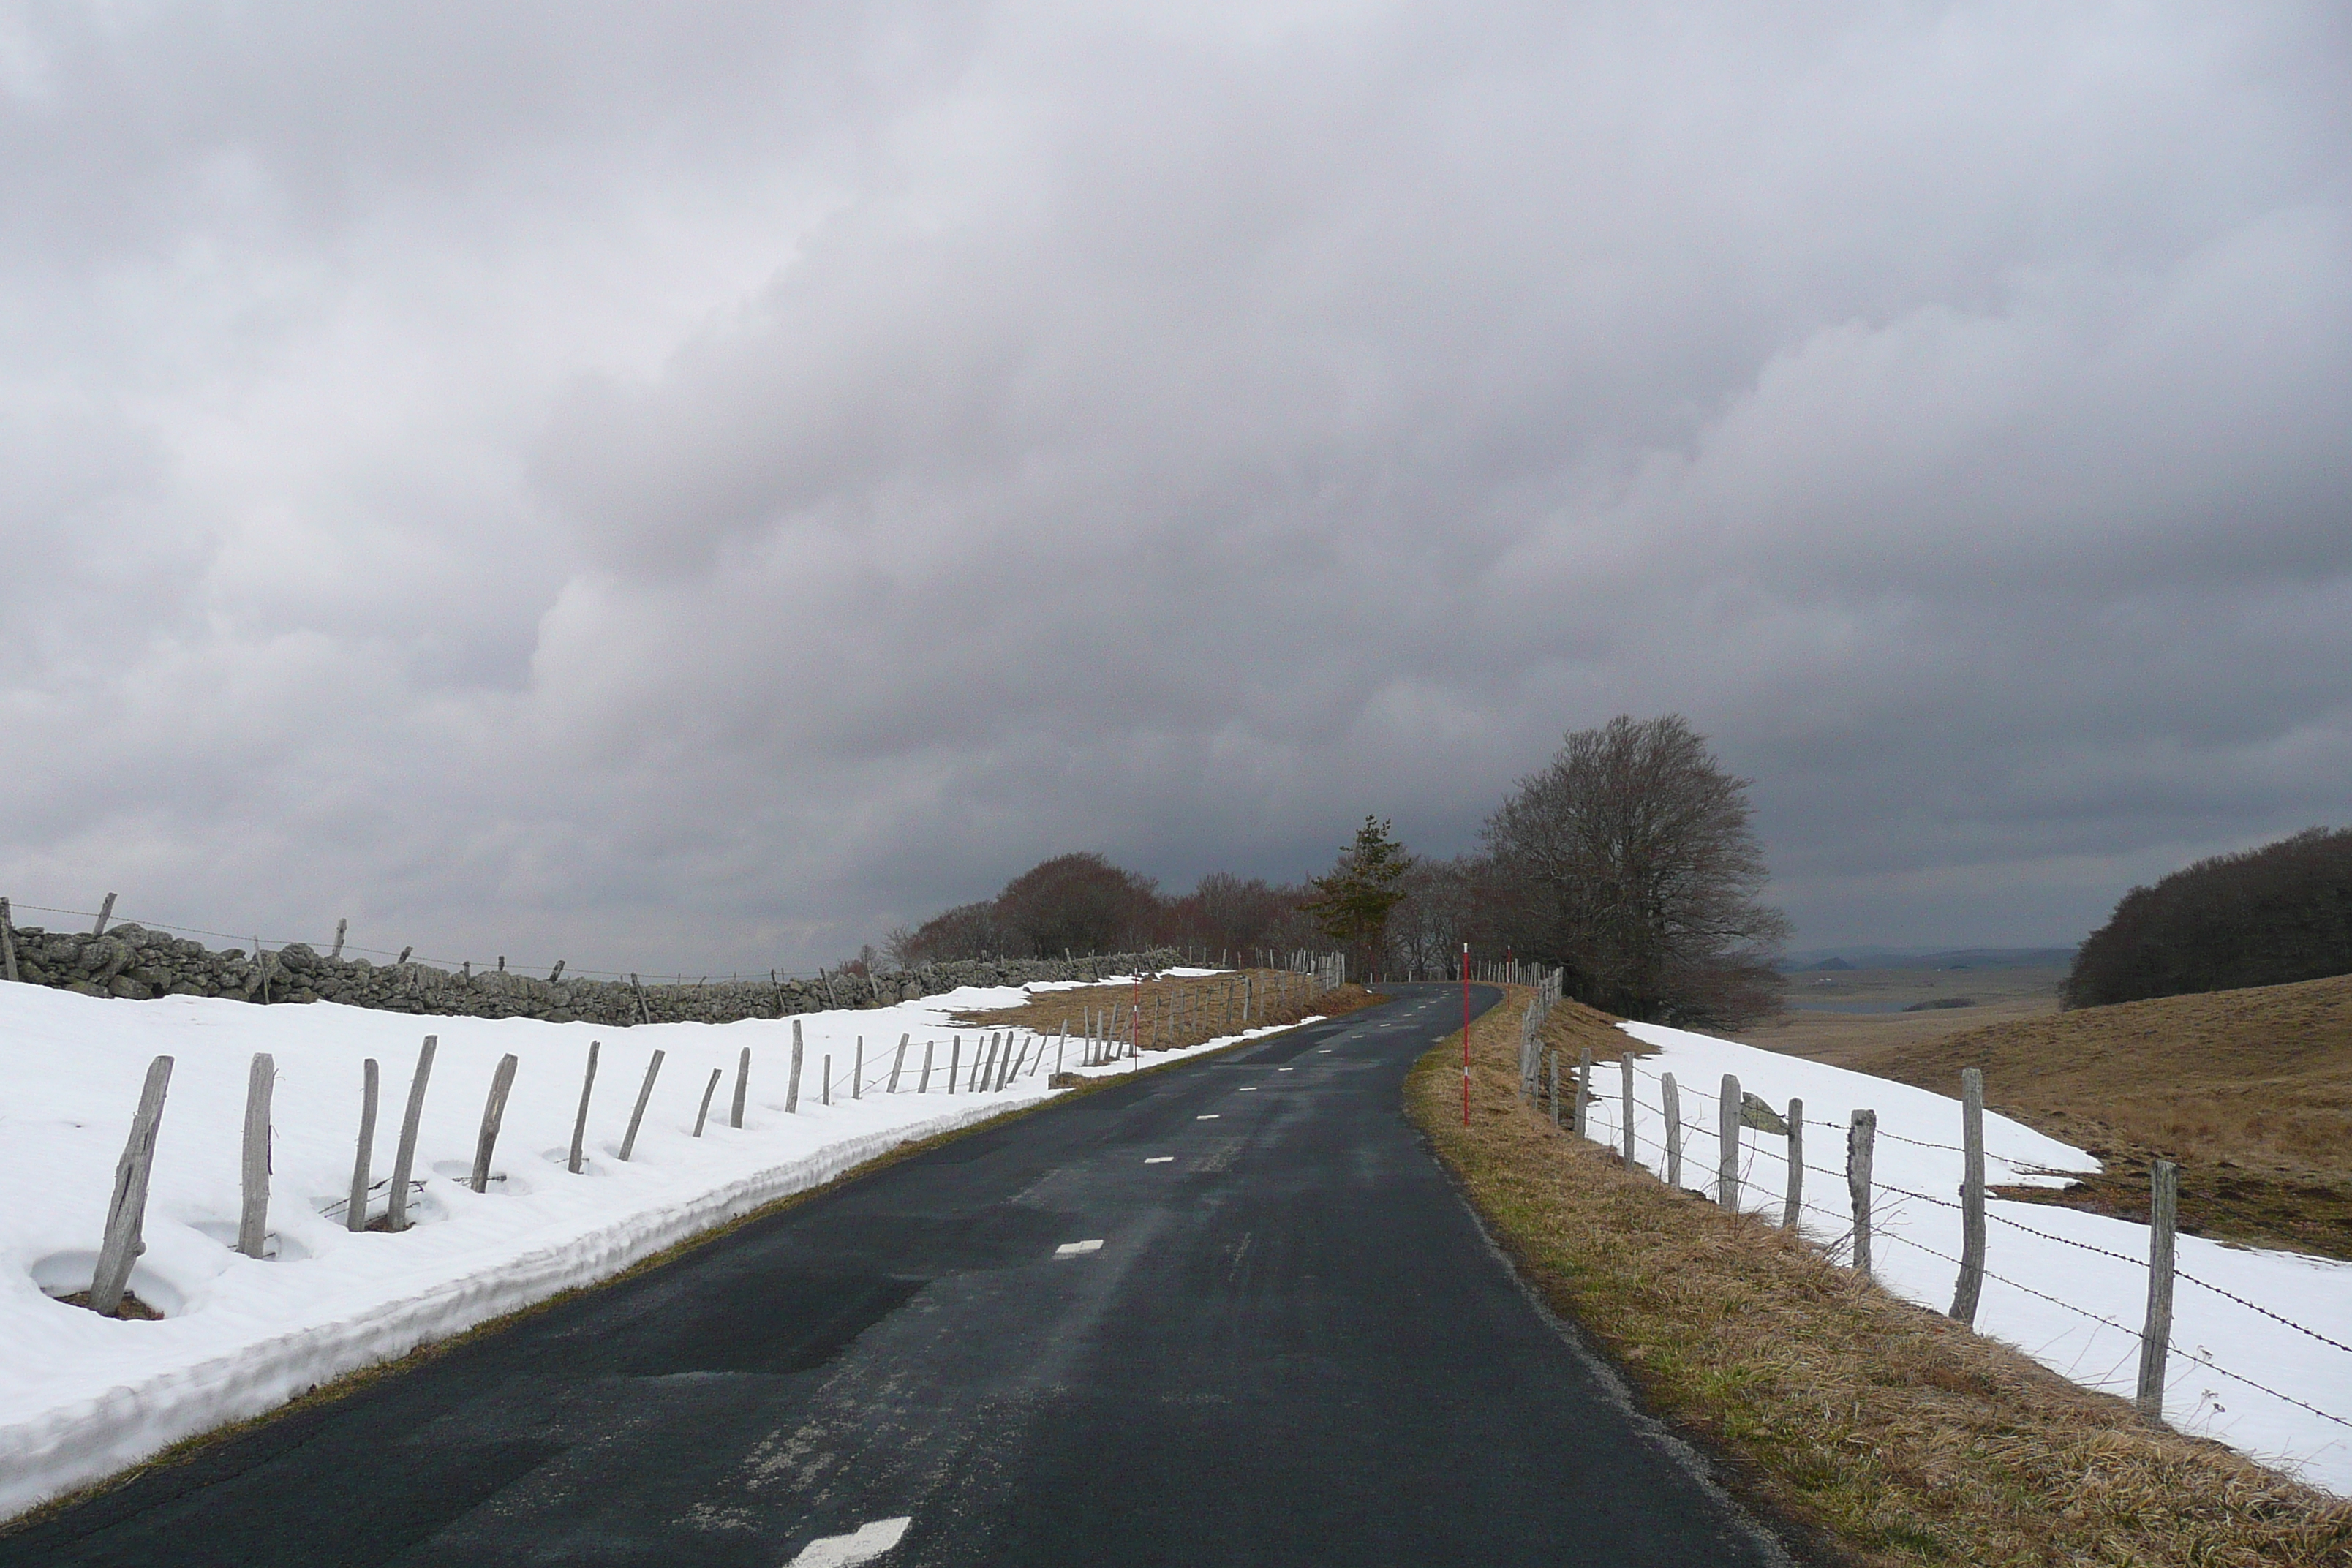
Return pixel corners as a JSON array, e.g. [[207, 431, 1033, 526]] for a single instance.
[[5, 984, 1794, 1567]]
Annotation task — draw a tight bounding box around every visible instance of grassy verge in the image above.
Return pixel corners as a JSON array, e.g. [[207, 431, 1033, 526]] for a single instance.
[[1407, 986, 2352, 1567]]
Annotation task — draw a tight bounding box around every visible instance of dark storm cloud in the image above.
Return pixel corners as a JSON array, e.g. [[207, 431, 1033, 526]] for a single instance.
[[2, 2, 2348, 970]]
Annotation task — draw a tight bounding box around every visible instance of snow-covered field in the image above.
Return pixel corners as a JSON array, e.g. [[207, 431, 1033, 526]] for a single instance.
[[0, 973, 1281, 1520], [1586, 1022, 2352, 1495]]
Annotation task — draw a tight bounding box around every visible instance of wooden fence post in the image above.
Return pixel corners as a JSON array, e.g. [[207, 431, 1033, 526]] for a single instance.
[[619, 1049, 664, 1160], [1549, 1051, 1561, 1129], [91, 1055, 173, 1314], [1619, 1058, 1636, 1164], [568, 1041, 600, 1174], [387, 1036, 436, 1231], [1848, 1109, 1876, 1280], [330, 918, 347, 960], [470, 1054, 519, 1194], [238, 1053, 274, 1257], [91, 892, 116, 936], [693, 1067, 722, 1136], [2136, 1158, 2179, 1421], [347, 1058, 380, 1232], [786, 1021, 803, 1112], [889, 1034, 908, 1092], [1572, 1048, 1591, 1139], [853, 1037, 864, 1099], [731, 1047, 751, 1128], [949, 1036, 960, 1093], [822, 1055, 832, 1106], [1662, 1073, 1682, 1190], [1950, 1068, 1987, 1324], [921, 1039, 935, 1093], [1718, 1073, 1741, 1210], [0, 896, 19, 983], [1782, 1097, 1803, 1229], [1055, 1025, 1066, 1077]]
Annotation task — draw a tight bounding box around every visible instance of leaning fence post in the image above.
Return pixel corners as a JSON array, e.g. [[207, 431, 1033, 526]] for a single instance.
[[1848, 1109, 1876, 1279], [693, 1066, 723, 1136], [330, 917, 347, 961], [1661, 1073, 1682, 1189], [921, 1039, 935, 1092], [387, 1036, 436, 1231], [1782, 1098, 1803, 1229], [889, 1034, 908, 1092], [568, 1040, 600, 1173], [91, 1055, 173, 1314], [1619, 1058, 1636, 1164], [238, 1053, 274, 1257], [2136, 1158, 2179, 1420], [91, 892, 117, 936], [1573, 1048, 1592, 1139], [1718, 1073, 1741, 1210], [347, 1058, 380, 1232], [786, 1021, 804, 1113], [1950, 1067, 1986, 1325], [470, 1054, 519, 1194], [731, 1047, 751, 1128], [619, 1049, 664, 1160], [949, 1036, 960, 1093]]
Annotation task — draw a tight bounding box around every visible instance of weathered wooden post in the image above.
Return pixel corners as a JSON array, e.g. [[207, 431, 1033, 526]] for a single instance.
[[1619, 1058, 1636, 1164], [889, 1034, 909, 1092], [1950, 1068, 1987, 1325], [786, 1021, 804, 1113], [1718, 1073, 1741, 1210], [731, 1047, 751, 1128], [0, 896, 20, 983], [238, 1053, 274, 1257], [568, 1041, 600, 1174], [387, 1036, 436, 1231], [91, 892, 117, 935], [1782, 1097, 1803, 1229], [1055, 1024, 1067, 1077], [1848, 1109, 1876, 1280], [693, 1067, 723, 1136], [91, 1055, 173, 1314], [347, 1058, 380, 1232], [822, 1054, 833, 1106], [619, 1049, 664, 1160], [853, 1037, 864, 1099], [921, 1039, 935, 1092], [949, 1036, 961, 1093], [2136, 1158, 2179, 1420], [1662, 1073, 1682, 1190], [330, 918, 347, 960], [470, 1054, 519, 1194], [1573, 1048, 1591, 1139]]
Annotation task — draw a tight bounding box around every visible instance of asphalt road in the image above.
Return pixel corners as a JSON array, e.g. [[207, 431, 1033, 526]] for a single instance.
[[6, 984, 1794, 1567]]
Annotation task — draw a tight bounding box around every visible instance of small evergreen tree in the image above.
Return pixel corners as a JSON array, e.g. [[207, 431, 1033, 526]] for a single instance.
[[1302, 817, 1416, 976]]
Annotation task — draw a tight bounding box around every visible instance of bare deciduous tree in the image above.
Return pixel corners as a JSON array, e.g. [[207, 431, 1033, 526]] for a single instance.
[[1483, 714, 1787, 1026]]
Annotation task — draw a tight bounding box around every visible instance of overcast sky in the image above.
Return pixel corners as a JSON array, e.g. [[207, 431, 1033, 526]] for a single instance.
[[2, 3, 2347, 973]]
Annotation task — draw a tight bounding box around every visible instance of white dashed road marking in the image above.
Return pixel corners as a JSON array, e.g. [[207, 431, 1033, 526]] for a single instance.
[[1196, 1113, 1220, 1120], [1145, 1156, 1174, 1164], [1055, 1239, 1104, 1258], [785, 1515, 911, 1567], [1237, 1086, 1256, 1092]]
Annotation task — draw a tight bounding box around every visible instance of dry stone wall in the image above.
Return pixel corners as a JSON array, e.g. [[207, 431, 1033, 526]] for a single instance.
[[0, 920, 1180, 1027]]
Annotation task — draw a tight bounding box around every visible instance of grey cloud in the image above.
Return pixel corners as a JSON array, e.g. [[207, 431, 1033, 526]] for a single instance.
[[1, 3, 2348, 972]]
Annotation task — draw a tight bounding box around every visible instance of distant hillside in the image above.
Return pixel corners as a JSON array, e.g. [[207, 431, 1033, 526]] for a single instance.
[[1764, 971, 2352, 1257], [1776, 946, 2075, 973], [2066, 825, 2352, 1008]]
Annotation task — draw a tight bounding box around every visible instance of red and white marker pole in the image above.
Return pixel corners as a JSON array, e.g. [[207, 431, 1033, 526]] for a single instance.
[[1460, 941, 1471, 1126]]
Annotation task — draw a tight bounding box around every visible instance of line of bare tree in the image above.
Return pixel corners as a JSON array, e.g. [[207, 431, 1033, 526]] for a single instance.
[[881, 714, 1789, 1028]]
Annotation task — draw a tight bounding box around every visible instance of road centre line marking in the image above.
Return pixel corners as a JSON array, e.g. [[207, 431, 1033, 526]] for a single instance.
[[1055, 1239, 1104, 1257], [1145, 1156, 1174, 1164], [1196, 1113, 1220, 1119], [1237, 1086, 1257, 1091], [786, 1516, 911, 1567]]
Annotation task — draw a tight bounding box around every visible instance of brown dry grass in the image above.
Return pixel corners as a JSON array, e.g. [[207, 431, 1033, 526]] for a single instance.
[[1755, 973, 2352, 1258], [1408, 987, 2352, 1567], [951, 969, 1382, 1052]]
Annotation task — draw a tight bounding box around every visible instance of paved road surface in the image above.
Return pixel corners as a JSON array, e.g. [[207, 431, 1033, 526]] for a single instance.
[[5, 984, 1794, 1567]]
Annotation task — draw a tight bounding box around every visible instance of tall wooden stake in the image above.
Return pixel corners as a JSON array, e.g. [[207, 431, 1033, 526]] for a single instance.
[[2136, 1158, 2179, 1420], [619, 1049, 664, 1160], [387, 1036, 436, 1231], [1848, 1109, 1876, 1280], [694, 1067, 723, 1135], [785, 1020, 803, 1112], [1718, 1073, 1741, 1210], [1782, 1098, 1803, 1229], [238, 1052, 274, 1257], [731, 1047, 751, 1128], [1662, 1073, 1682, 1190], [1950, 1068, 1987, 1325], [470, 1053, 519, 1194], [347, 1058, 380, 1232], [91, 1055, 173, 1314], [568, 1040, 600, 1174], [1619, 1057, 1636, 1164]]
